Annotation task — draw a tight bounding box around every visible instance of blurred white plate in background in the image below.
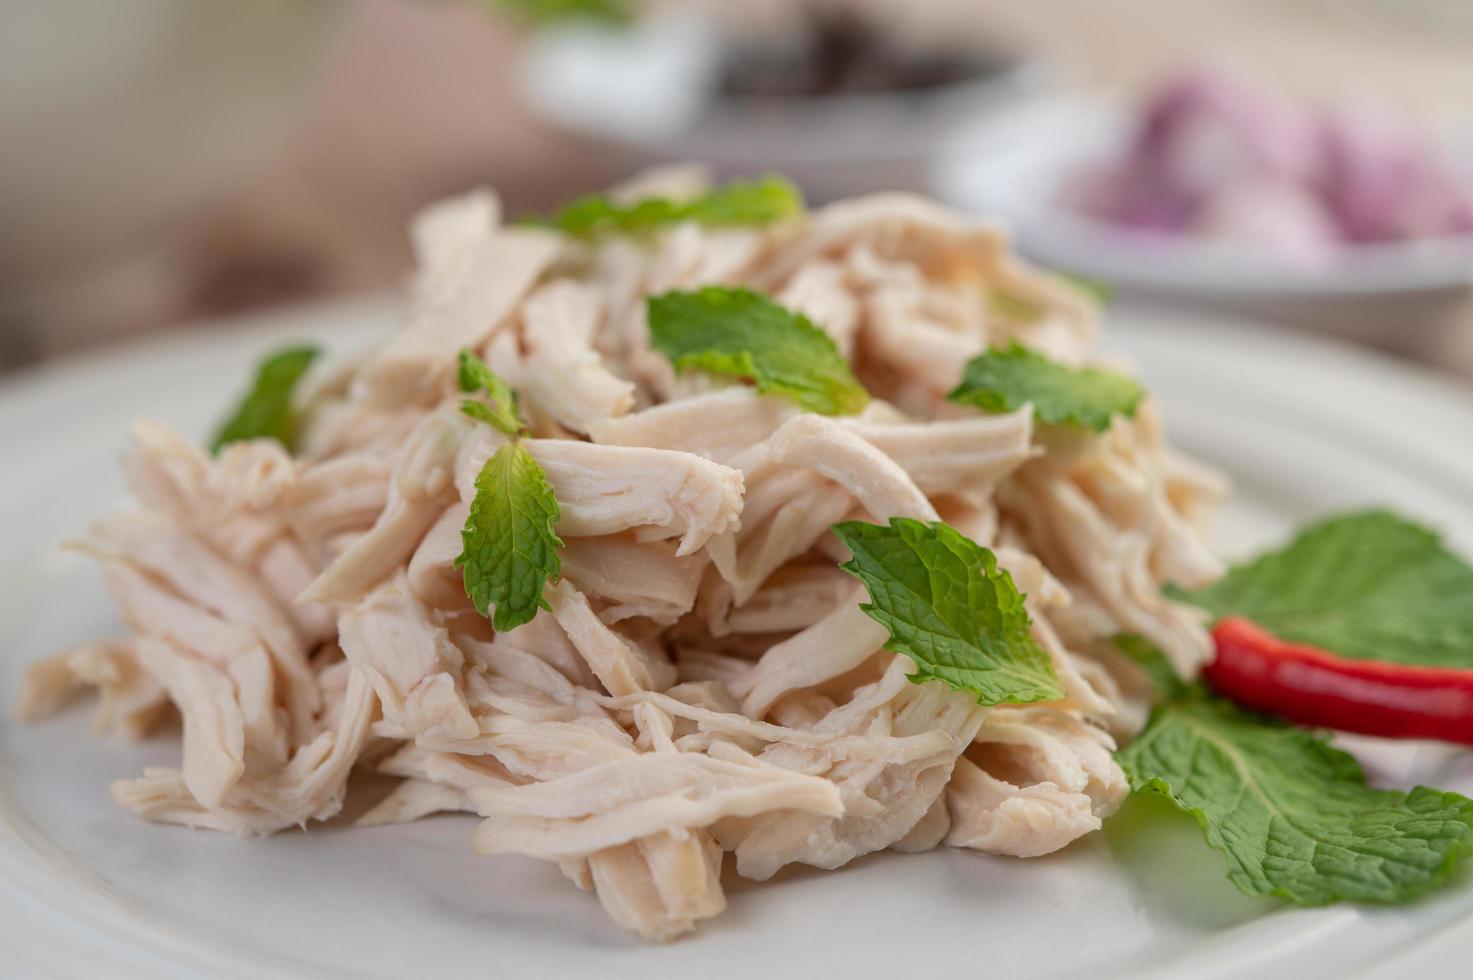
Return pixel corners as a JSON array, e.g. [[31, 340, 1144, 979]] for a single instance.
[[934, 96, 1473, 345], [518, 11, 1050, 200], [3, 298, 1473, 977]]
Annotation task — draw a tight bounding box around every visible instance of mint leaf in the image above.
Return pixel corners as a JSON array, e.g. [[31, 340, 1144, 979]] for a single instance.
[[1113, 633, 1186, 700], [458, 349, 525, 436], [488, 0, 632, 27], [210, 345, 320, 454], [832, 517, 1064, 705], [455, 350, 560, 630], [547, 195, 682, 238], [948, 342, 1143, 431], [680, 176, 804, 226], [456, 441, 562, 632], [547, 176, 802, 238], [647, 286, 868, 415], [1118, 692, 1473, 905], [1171, 510, 1473, 668]]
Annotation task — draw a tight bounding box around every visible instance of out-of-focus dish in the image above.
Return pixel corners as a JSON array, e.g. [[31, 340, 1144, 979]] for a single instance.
[[1070, 65, 1473, 263], [519, 8, 1048, 200], [934, 76, 1473, 344]]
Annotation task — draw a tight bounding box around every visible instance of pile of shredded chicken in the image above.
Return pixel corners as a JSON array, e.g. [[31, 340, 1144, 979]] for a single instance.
[[18, 166, 1226, 941]]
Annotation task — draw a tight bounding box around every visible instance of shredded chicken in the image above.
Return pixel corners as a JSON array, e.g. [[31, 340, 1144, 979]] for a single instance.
[[18, 170, 1223, 942]]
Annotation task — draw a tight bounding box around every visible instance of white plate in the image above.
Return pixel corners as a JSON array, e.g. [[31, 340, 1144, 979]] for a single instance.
[[933, 97, 1473, 344], [3, 297, 1473, 979]]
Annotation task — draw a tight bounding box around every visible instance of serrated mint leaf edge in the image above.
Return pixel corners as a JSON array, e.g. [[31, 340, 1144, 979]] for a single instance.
[[948, 342, 1143, 432], [454, 440, 562, 633], [1118, 695, 1473, 906], [832, 517, 1065, 706], [646, 286, 869, 416]]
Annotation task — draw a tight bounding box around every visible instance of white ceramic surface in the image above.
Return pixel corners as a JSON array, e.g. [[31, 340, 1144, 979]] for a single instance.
[[3, 298, 1473, 978], [933, 97, 1473, 344]]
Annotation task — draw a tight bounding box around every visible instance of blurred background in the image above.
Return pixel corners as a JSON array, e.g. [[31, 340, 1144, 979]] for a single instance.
[[4, 0, 1473, 375]]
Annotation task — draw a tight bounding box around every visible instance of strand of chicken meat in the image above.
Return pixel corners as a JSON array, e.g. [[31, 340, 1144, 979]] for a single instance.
[[18, 165, 1224, 942]]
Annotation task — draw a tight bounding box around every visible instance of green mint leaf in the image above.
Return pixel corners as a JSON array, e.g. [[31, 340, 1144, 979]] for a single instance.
[[1117, 693, 1473, 905], [832, 517, 1064, 705], [1112, 633, 1186, 700], [1170, 510, 1473, 668], [458, 349, 525, 436], [455, 441, 562, 632], [488, 0, 633, 28], [949, 342, 1143, 432], [647, 286, 868, 415], [546, 176, 803, 238], [679, 176, 804, 226], [546, 195, 681, 237], [210, 345, 320, 454]]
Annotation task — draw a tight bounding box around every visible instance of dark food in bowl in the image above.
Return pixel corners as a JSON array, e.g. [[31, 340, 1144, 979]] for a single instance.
[[719, 14, 1012, 100]]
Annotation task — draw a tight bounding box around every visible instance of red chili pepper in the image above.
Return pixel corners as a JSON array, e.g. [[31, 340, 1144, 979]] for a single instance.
[[1205, 617, 1473, 745]]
